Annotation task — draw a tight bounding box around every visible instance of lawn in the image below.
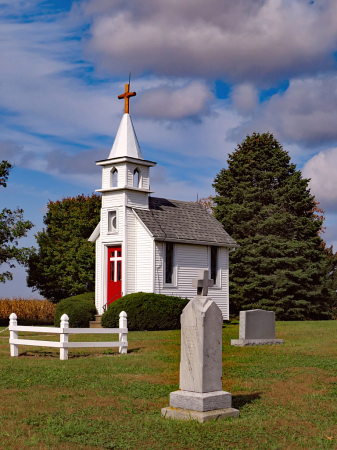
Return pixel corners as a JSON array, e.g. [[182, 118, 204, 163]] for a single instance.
[[0, 321, 337, 449]]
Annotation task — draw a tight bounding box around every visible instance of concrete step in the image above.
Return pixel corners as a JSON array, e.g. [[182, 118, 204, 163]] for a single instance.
[[89, 321, 102, 328], [94, 314, 102, 323]]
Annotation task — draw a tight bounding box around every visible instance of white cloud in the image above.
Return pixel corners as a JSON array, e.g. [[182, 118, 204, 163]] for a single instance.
[[44, 148, 107, 175], [133, 81, 213, 120], [0, 9, 124, 146], [151, 164, 213, 201], [302, 147, 337, 213], [231, 84, 258, 114], [227, 75, 337, 147], [80, 0, 337, 83], [0, 141, 23, 161]]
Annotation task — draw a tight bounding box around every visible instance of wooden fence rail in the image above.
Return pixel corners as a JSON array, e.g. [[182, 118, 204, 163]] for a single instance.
[[9, 312, 128, 360]]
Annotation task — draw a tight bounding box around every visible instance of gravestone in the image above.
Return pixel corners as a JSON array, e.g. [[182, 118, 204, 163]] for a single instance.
[[161, 269, 239, 423], [231, 309, 283, 346]]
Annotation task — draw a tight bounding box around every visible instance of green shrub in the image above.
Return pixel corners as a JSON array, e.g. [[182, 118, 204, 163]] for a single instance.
[[54, 292, 97, 328], [101, 292, 189, 331], [64, 292, 95, 304]]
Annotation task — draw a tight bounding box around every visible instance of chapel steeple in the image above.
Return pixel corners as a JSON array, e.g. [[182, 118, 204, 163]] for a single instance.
[[95, 78, 156, 205], [108, 82, 144, 160]]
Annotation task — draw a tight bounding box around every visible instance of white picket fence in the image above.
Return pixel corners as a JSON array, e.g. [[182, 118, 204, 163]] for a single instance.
[[9, 311, 128, 360]]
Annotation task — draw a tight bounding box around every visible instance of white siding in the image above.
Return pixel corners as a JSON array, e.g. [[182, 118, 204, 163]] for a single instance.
[[214, 247, 229, 319], [102, 166, 112, 189], [102, 166, 110, 189], [126, 163, 149, 189], [140, 166, 149, 189], [102, 165, 126, 189], [126, 208, 136, 294], [95, 236, 102, 312], [135, 219, 153, 292], [101, 206, 123, 242], [127, 191, 149, 209], [155, 242, 164, 291], [126, 163, 135, 187], [154, 243, 229, 320], [102, 192, 124, 208]]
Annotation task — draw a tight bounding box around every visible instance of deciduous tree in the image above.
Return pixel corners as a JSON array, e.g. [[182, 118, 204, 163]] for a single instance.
[[27, 194, 101, 302], [198, 196, 215, 215], [0, 161, 34, 283]]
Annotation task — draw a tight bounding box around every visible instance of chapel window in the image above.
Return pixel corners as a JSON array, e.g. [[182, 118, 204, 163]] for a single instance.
[[133, 168, 140, 188], [108, 210, 117, 232], [111, 168, 118, 188], [210, 246, 218, 285], [165, 242, 174, 284], [117, 261, 122, 281]]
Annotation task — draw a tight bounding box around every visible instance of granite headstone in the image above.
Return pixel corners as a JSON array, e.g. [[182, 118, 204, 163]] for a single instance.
[[161, 269, 239, 423], [231, 309, 283, 346]]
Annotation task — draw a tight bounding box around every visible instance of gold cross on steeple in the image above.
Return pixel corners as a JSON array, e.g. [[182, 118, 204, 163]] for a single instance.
[[118, 83, 136, 114]]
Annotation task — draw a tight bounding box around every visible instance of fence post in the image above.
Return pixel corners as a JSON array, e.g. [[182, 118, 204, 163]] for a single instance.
[[119, 311, 127, 354], [9, 313, 18, 357], [60, 314, 69, 360]]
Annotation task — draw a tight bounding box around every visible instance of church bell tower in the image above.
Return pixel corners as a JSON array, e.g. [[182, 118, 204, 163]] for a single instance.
[[90, 82, 156, 312]]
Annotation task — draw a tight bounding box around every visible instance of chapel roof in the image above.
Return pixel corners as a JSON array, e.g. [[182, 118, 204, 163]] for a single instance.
[[133, 197, 238, 247]]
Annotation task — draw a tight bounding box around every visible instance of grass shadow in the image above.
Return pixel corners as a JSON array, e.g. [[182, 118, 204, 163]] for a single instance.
[[127, 347, 143, 354], [18, 347, 144, 359], [232, 392, 262, 409], [19, 350, 60, 358]]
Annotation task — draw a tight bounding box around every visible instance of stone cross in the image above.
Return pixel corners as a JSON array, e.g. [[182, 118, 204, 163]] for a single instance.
[[118, 83, 136, 114], [192, 269, 214, 296]]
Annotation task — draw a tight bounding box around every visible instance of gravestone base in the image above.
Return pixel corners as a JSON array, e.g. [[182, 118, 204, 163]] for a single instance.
[[161, 406, 239, 423], [231, 338, 283, 347], [170, 390, 232, 412]]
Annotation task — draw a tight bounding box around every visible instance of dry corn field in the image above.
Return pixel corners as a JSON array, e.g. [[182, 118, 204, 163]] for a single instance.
[[0, 298, 55, 321]]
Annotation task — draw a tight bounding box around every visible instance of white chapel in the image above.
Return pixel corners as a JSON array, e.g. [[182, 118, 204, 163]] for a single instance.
[[88, 83, 238, 319]]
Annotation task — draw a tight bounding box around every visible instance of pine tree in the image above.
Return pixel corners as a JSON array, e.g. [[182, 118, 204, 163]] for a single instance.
[[213, 132, 335, 320]]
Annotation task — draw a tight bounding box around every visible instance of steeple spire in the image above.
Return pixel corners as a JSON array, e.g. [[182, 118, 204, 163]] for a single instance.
[[108, 114, 144, 160], [108, 75, 143, 160]]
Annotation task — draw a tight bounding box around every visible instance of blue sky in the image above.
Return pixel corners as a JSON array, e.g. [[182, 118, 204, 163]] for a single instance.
[[1, 0, 337, 298]]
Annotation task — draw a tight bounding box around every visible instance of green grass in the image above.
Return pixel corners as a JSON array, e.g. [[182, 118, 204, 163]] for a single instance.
[[0, 321, 337, 449]]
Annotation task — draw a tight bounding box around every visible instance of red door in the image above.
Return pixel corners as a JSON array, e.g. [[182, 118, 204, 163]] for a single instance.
[[107, 246, 122, 308]]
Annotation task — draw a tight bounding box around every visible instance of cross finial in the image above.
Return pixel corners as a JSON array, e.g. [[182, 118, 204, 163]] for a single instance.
[[118, 83, 136, 114], [192, 269, 214, 296]]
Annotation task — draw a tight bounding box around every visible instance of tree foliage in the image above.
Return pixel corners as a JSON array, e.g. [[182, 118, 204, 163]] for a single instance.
[[0, 161, 34, 283], [27, 194, 101, 302], [213, 132, 336, 320], [198, 196, 215, 215]]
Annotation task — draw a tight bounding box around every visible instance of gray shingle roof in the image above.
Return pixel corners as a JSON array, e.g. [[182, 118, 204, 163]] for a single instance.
[[133, 197, 237, 247]]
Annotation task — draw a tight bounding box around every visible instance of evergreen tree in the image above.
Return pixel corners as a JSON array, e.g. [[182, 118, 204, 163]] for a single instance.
[[0, 161, 34, 283], [213, 132, 335, 320], [27, 194, 101, 302]]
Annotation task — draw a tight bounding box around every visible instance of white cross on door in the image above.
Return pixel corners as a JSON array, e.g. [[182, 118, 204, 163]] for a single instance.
[[109, 248, 122, 282]]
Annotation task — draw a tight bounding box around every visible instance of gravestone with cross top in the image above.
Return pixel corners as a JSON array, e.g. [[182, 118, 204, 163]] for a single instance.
[[192, 269, 214, 296], [162, 269, 239, 421]]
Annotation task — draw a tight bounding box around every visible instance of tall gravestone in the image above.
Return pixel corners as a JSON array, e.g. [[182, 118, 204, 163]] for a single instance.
[[161, 270, 239, 423], [231, 309, 283, 346]]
